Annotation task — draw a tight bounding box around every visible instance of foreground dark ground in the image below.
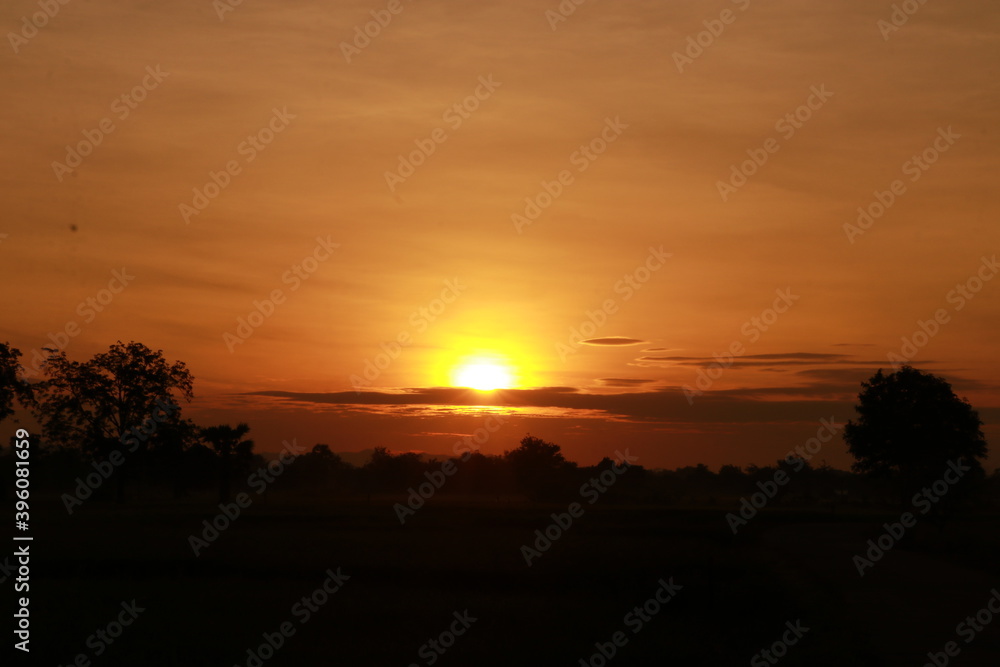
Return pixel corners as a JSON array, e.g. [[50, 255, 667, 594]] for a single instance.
[[13, 495, 1000, 666]]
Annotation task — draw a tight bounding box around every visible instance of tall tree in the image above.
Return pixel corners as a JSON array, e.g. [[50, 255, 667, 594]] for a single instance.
[[34, 341, 193, 501], [844, 366, 987, 495], [0, 342, 34, 424], [201, 423, 253, 502]]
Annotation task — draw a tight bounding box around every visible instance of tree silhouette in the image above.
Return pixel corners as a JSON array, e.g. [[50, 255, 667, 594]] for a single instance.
[[364, 446, 423, 493], [0, 342, 34, 423], [33, 341, 193, 502], [311, 443, 335, 458], [291, 444, 352, 491], [503, 434, 575, 498], [150, 417, 202, 498], [504, 434, 566, 468], [844, 366, 987, 495], [200, 423, 254, 502]]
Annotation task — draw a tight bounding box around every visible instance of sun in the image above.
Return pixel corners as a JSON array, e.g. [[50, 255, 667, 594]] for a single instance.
[[453, 360, 513, 391]]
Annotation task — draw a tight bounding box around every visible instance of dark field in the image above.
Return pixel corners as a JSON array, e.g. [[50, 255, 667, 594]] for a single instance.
[[18, 494, 1000, 667]]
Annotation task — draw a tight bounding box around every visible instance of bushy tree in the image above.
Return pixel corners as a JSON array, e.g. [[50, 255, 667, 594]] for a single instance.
[[363, 446, 423, 493], [0, 342, 34, 423], [503, 434, 575, 498], [844, 366, 987, 491], [33, 341, 194, 501]]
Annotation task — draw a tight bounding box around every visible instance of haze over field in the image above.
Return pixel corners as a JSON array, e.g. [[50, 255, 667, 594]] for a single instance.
[[3, 0, 999, 468]]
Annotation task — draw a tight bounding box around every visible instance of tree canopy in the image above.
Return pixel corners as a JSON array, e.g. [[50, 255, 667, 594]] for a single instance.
[[0, 342, 34, 423], [33, 340, 194, 456], [503, 434, 576, 498], [844, 366, 987, 482]]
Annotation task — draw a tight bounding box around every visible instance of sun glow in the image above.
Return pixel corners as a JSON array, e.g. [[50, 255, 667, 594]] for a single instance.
[[453, 360, 513, 391]]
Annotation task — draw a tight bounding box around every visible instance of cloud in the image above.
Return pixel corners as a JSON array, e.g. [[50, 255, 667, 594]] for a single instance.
[[648, 353, 850, 363], [637, 352, 851, 369], [243, 352, 988, 425], [580, 337, 646, 346], [597, 378, 657, 387], [634, 352, 926, 371], [244, 385, 854, 425]]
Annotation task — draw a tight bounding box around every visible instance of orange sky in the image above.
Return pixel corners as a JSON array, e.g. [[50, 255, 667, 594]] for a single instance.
[[3, 0, 998, 469]]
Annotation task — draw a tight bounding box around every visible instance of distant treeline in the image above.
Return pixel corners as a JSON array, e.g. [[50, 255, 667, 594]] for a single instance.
[[4, 432, 998, 510]]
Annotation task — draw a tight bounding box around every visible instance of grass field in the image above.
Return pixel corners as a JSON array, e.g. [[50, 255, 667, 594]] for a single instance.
[[19, 493, 1000, 666]]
